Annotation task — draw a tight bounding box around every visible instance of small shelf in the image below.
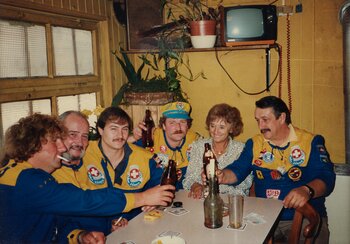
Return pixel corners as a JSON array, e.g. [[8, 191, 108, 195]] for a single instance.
[[124, 44, 276, 54]]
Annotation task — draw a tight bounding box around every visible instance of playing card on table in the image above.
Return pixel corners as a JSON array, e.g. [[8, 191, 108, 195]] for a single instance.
[[244, 212, 266, 225], [158, 230, 181, 237], [167, 207, 189, 216]]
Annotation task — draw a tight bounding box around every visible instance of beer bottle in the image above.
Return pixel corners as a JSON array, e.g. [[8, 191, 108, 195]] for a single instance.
[[160, 159, 177, 206], [142, 109, 155, 148], [203, 143, 214, 181], [204, 171, 223, 229], [203, 143, 218, 197]]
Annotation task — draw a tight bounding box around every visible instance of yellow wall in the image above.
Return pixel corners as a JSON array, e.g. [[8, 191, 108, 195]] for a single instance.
[[109, 0, 345, 163]]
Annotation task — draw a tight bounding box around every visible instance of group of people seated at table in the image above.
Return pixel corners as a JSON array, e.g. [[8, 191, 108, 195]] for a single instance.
[[0, 95, 335, 244]]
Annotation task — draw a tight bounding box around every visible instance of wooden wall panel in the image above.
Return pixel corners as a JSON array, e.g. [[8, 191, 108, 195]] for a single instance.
[[93, 0, 101, 16], [0, 0, 108, 19], [52, 0, 61, 8], [86, 0, 94, 15], [78, 0, 86, 12], [70, 0, 78, 11], [62, 0, 70, 10]]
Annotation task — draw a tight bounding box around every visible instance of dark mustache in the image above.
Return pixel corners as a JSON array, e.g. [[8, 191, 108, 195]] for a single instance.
[[174, 130, 184, 134], [113, 138, 125, 142], [260, 129, 271, 133]]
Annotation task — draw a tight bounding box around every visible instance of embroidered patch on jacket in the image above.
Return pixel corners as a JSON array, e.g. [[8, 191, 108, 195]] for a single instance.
[[256, 170, 264, 180], [258, 148, 267, 159], [87, 165, 105, 185], [127, 165, 143, 187], [262, 151, 274, 163], [289, 145, 305, 166], [160, 145, 167, 153], [270, 170, 282, 180], [254, 159, 263, 166], [176, 169, 183, 181], [317, 145, 330, 163], [288, 167, 302, 181], [266, 189, 281, 199]]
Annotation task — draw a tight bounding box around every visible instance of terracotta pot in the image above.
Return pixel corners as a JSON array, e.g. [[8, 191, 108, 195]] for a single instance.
[[189, 20, 216, 36]]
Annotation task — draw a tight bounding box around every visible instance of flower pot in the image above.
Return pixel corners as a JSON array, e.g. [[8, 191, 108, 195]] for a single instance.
[[189, 20, 216, 36], [124, 92, 175, 105], [189, 20, 217, 48]]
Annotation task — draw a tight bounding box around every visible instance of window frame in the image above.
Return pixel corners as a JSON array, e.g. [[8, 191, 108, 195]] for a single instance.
[[0, 4, 102, 105]]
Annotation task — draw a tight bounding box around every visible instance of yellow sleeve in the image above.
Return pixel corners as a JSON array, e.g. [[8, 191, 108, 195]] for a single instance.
[[123, 193, 136, 212], [67, 229, 85, 244]]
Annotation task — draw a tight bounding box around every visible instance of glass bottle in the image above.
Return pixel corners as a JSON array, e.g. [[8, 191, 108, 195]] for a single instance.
[[203, 143, 217, 197], [204, 174, 223, 229], [203, 143, 214, 181], [160, 159, 177, 206], [142, 109, 155, 148]]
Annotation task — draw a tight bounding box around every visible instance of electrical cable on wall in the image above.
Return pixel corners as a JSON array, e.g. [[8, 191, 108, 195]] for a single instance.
[[278, 43, 283, 98], [214, 46, 281, 96], [286, 13, 292, 113]]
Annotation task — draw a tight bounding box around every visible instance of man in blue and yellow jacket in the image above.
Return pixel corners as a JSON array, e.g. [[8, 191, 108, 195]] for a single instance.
[[216, 96, 335, 243], [0, 113, 174, 243], [53, 107, 166, 241], [131, 102, 200, 189]]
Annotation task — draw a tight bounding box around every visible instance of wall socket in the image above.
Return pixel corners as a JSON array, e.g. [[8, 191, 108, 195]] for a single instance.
[[277, 5, 294, 16]]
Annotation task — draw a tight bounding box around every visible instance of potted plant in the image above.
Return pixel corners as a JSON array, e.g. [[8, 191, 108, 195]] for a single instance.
[[112, 36, 205, 106], [161, 0, 222, 48]]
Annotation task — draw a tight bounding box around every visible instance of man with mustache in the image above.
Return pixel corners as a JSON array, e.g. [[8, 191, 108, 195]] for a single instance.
[[131, 102, 200, 189], [0, 113, 174, 243], [54, 108, 166, 242], [211, 96, 335, 243], [54, 107, 168, 236]]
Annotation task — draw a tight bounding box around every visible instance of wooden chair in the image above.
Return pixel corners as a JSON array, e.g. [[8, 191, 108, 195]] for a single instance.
[[289, 202, 321, 244], [267, 202, 321, 244]]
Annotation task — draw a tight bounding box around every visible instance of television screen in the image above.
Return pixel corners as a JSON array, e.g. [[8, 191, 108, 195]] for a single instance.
[[226, 9, 264, 39], [220, 5, 277, 47]]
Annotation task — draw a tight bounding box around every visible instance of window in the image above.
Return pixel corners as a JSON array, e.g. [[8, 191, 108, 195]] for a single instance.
[[0, 20, 47, 78], [0, 12, 101, 145]]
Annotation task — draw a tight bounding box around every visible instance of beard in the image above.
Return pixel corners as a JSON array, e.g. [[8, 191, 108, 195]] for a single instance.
[[67, 145, 86, 161]]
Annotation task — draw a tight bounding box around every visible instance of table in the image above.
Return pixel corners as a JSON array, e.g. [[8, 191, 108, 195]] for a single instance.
[[107, 190, 283, 244]]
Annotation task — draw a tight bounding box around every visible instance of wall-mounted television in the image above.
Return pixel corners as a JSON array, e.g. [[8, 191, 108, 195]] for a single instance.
[[220, 5, 278, 47]]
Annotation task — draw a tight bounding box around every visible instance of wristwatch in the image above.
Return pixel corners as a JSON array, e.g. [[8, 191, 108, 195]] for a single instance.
[[304, 184, 315, 199]]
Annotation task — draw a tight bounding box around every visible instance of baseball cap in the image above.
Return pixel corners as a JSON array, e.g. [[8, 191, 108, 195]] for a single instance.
[[160, 102, 191, 119]]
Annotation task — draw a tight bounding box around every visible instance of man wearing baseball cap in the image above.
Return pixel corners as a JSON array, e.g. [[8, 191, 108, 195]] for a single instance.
[[132, 101, 200, 189]]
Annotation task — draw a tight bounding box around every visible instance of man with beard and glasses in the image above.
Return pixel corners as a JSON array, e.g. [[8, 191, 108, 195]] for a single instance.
[[130, 102, 200, 190], [0, 113, 174, 243], [207, 96, 335, 243]]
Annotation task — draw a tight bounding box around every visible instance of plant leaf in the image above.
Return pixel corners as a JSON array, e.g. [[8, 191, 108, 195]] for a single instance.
[[111, 84, 129, 107]]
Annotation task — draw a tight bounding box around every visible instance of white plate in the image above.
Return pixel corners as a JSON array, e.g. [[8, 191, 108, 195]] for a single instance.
[[151, 236, 186, 244]]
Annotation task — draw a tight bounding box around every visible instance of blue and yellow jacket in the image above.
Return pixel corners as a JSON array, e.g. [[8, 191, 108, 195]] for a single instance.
[[226, 126, 336, 220], [136, 128, 199, 189], [0, 161, 135, 243], [53, 141, 163, 241]]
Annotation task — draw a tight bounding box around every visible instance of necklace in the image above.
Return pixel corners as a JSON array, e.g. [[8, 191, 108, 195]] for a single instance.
[[212, 140, 229, 156]]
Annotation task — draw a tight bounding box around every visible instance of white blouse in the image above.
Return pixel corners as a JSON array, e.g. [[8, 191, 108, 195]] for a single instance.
[[183, 137, 253, 196]]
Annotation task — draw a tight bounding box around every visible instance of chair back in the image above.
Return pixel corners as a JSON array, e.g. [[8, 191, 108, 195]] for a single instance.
[[288, 202, 321, 244]]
